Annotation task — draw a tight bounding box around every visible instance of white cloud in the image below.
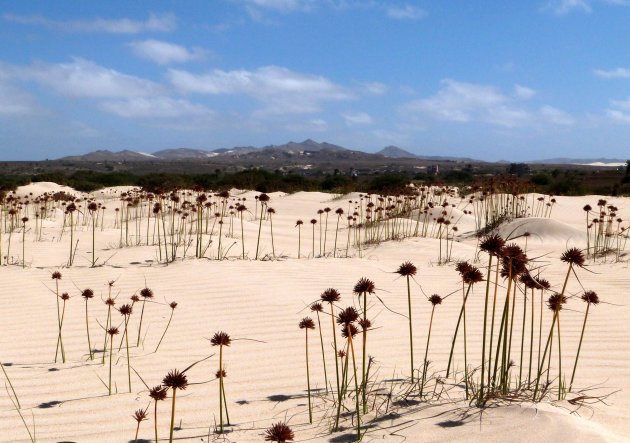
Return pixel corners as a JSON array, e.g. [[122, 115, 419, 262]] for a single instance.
[[341, 111, 373, 126], [386, 4, 426, 19], [540, 105, 575, 125], [594, 67, 630, 78], [100, 97, 213, 118], [0, 82, 38, 116], [128, 40, 209, 65], [606, 97, 630, 122], [286, 118, 328, 132], [2, 12, 176, 33], [240, 0, 316, 12], [544, 0, 592, 15], [360, 81, 388, 95], [403, 79, 574, 128], [169, 65, 351, 114], [514, 84, 536, 99], [404, 79, 516, 125], [17, 58, 161, 98]]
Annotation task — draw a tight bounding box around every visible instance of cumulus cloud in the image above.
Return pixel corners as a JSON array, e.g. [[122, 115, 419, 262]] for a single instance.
[[386, 4, 426, 19], [513, 84, 536, 99], [540, 105, 575, 125], [100, 97, 213, 118], [341, 111, 373, 126], [360, 81, 388, 95], [606, 97, 630, 123], [239, 0, 316, 12], [128, 39, 209, 65], [403, 79, 574, 128], [168, 65, 351, 114], [594, 67, 630, 78], [15, 58, 162, 98], [2, 12, 176, 33], [0, 81, 38, 116]]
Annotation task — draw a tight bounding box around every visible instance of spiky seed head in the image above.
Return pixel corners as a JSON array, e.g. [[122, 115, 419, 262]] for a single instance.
[[341, 323, 359, 339], [119, 304, 133, 316], [583, 204, 592, 212], [324, 207, 331, 213], [149, 385, 168, 401], [535, 278, 551, 290], [429, 294, 443, 306], [105, 297, 115, 306], [519, 274, 538, 289], [131, 294, 140, 303], [353, 277, 375, 295], [310, 302, 323, 313], [107, 326, 119, 336], [337, 350, 347, 358], [267, 207, 276, 214], [88, 202, 98, 212], [140, 287, 154, 299], [335, 208, 344, 215], [560, 247, 586, 268], [358, 317, 372, 331], [299, 317, 315, 330], [581, 290, 600, 305], [169, 301, 178, 309], [51, 271, 62, 280], [296, 219, 303, 226], [162, 369, 188, 390], [133, 409, 148, 423], [396, 261, 417, 277], [258, 193, 270, 203], [455, 261, 473, 277], [211, 331, 231, 347], [479, 234, 505, 255], [320, 288, 341, 303], [264, 422, 295, 442], [310, 218, 317, 225], [547, 293, 568, 312], [336, 306, 359, 326], [216, 369, 227, 379], [60, 292, 70, 301], [81, 288, 94, 299], [462, 266, 484, 285]]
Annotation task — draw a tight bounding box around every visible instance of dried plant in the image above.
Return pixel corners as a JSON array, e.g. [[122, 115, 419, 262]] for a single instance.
[[81, 288, 95, 360], [320, 288, 342, 431], [255, 193, 270, 260], [137, 287, 154, 347], [299, 317, 316, 423], [132, 408, 148, 443], [162, 369, 189, 443], [211, 331, 232, 433], [264, 422, 294, 442], [310, 302, 329, 393], [569, 290, 600, 392], [149, 385, 168, 443], [353, 277, 375, 413], [296, 220, 303, 259], [421, 294, 442, 397], [51, 271, 65, 363], [119, 303, 133, 392], [396, 261, 417, 382], [155, 301, 177, 353], [107, 326, 119, 395]]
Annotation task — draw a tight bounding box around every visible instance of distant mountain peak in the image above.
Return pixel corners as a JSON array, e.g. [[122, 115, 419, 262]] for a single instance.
[[376, 146, 418, 158]]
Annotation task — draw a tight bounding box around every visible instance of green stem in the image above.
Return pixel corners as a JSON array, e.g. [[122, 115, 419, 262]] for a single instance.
[[168, 389, 177, 443], [569, 304, 590, 392]]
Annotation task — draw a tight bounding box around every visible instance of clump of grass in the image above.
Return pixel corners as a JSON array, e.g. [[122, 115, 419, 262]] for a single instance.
[[155, 301, 178, 353], [264, 422, 294, 442], [396, 262, 417, 382], [149, 385, 168, 443], [132, 408, 148, 443], [569, 290, 600, 392], [81, 288, 95, 360], [211, 331, 231, 434], [162, 369, 189, 443], [299, 317, 315, 423]]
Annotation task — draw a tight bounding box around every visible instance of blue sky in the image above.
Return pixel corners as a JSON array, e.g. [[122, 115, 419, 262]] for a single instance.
[[1, 0, 630, 161]]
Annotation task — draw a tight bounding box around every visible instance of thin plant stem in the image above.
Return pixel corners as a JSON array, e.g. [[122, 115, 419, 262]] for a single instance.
[[569, 303, 591, 392]]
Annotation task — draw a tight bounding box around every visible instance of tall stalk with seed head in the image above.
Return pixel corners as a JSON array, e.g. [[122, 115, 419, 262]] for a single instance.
[[396, 262, 417, 382]]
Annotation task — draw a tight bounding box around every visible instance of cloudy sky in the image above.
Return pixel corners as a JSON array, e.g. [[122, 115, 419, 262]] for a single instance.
[[1, 0, 630, 161]]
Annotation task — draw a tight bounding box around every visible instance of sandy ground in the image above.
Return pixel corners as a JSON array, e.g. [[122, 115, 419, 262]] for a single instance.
[[0, 182, 629, 442]]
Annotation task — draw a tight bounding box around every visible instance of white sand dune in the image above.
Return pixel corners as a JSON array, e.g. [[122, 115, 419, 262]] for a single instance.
[[0, 186, 629, 442], [498, 217, 585, 245]]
